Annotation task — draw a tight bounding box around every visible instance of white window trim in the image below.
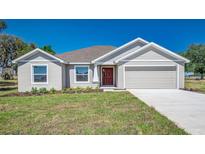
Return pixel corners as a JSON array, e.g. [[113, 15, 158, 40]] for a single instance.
[[74, 65, 90, 83], [31, 64, 48, 85]]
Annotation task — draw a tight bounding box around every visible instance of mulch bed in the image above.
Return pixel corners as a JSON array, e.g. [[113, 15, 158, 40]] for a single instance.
[[0, 89, 103, 97], [182, 87, 205, 94]]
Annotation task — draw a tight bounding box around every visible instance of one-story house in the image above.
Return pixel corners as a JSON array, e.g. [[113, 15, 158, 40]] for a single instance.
[[13, 38, 189, 92]]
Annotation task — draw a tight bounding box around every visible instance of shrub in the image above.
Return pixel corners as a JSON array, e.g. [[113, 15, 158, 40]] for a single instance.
[[39, 88, 48, 94], [75, 87, 84, 93], [62, 88, 67, 93], [67, 88, 75, 94], [86, 86, 92, 91], [68, 88, 73, 91], [95, 86, 101, 92], [1, 68, 14, 80], [31, 87, 38, 94], [25, 91, 30, 94], [50, 88, 56, 94]]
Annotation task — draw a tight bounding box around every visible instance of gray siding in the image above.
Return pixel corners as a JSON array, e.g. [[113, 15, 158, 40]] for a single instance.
[[125, 47, 178, 61], [116, 64, 124, 89], [17, 52, 64, 92], [16, 43, 186, 91], [178, 63, 184, 88], [66, 64, 99, 88], [116, 48, 185, 89], [18, 61, 63, 92], [62, 64, 67, 88]]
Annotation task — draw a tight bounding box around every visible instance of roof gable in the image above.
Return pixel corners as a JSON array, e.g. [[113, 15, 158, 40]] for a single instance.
[[13, 48, 66, 63], [115, 42, 190, 63], [127, 49, 173, 60], [91, 37, 149, 63]]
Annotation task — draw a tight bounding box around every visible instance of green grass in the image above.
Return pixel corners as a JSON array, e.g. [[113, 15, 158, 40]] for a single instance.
[[0, 92, 187, 135], [185, 79, 205, 93]]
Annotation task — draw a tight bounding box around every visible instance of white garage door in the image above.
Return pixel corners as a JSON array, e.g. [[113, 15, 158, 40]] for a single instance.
[[125, 66, 177, 89]]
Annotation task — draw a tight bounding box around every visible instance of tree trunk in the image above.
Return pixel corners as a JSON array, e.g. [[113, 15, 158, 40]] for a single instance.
[[201, 73, 204, 80]]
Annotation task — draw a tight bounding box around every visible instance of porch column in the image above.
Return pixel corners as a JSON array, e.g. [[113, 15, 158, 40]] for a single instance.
[[93, 64, 99, 83]]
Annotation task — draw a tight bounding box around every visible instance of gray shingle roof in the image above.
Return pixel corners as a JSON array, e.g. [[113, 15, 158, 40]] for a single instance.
[[56, 46, 116, 63]]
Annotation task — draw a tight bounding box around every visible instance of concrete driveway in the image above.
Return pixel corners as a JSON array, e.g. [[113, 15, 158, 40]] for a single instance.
[[128, 89, 205, 135]]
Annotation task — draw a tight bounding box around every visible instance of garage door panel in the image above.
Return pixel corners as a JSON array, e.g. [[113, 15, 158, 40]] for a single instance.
[[125, 66, 177, 89], [125, 66, 176, 71]]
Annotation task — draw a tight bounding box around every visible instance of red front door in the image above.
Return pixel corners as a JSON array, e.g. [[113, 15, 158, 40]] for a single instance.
[[102, 68, 113, 85]]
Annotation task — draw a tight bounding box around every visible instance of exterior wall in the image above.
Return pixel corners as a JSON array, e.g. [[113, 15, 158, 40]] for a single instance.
[[17, 45, 186, 91], [17, 53, 64, 92], [66, 64, 99, 88], [116, 48, 185, 89], [178, 62, 185, 88], [62, 64, 67, 88], [125, 47, 178, 61], [117, 64, 124, 89]]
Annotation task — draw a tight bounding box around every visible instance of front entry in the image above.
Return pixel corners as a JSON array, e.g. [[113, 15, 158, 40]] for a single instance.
[[102, 67, 113, 86]]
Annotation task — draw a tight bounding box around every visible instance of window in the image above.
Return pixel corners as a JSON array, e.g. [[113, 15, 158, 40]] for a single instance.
[[75, 66, 89, 82], [32, 65, 48, 84]]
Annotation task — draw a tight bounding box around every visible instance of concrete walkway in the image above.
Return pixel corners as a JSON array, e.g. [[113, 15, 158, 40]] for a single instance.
[[128, 89, 205, 135]]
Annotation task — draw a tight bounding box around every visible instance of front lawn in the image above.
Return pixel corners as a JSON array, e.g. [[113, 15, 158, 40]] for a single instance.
[[0, 92, 187, 135], [185, 79, 205, 93]]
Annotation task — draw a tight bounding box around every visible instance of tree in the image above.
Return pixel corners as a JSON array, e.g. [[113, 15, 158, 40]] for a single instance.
[[0, 20, 7, 32], [0, 34, 35, 68], [180, 52, 194, 72], [17, 42, 36, 58], [41, 45, 56, 55], [184, 44, 205, 79]]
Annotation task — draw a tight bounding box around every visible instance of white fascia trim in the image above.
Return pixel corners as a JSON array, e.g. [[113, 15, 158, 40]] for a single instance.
[[69, 62, 91, 64], [115, 42, 190, 63], [31, 64, 48, 85], [150, 42, 190, 63], [74, 65, 90, 83], [95, 62, 115, 65], [124, 64, 177, 67], [19, 60, 61, 62], [91, 37, 149, 63], [120, 59, 185, 62], [13, 48, 66, 64]]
